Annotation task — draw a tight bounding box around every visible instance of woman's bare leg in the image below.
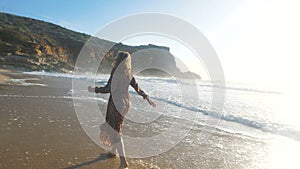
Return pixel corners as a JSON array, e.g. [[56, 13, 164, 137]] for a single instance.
[[112, 144, 117, 154], [108, 144, 117, 157], [116, 137, 128, 168]]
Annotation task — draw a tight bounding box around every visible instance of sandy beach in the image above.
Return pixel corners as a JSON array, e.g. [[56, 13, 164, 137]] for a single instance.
[[0, 69, 13, 83], [0, 70, 287, 169]]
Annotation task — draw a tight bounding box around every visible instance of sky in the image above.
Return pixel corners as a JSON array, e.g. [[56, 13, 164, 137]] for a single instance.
[[1, 0, 300, 91]]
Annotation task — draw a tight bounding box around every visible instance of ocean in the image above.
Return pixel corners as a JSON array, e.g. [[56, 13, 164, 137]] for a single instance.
[[1, 70, 299, 168], [24, 71, 300, 142]]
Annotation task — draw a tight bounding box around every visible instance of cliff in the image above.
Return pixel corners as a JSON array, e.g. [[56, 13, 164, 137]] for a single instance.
[[0, 12, 200, 79]]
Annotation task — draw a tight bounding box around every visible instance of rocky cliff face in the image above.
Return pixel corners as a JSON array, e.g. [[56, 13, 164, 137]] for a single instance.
[[0, 12, 200, 79]]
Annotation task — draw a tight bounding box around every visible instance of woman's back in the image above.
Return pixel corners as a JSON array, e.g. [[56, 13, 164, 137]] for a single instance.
[[109, 58, 133, 115]]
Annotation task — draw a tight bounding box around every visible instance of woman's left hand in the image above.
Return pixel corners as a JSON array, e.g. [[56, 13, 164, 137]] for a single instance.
[[88, 86, 95, 93]]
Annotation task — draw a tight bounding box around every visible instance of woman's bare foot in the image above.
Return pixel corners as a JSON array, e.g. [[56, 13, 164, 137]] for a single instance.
[[107, 152, 117, 158], [108, 145, 118, 158], [119, 161, 128, 169]]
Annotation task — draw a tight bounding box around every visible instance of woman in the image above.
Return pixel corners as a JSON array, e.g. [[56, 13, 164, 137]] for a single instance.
[[88, 51, 156, 169]]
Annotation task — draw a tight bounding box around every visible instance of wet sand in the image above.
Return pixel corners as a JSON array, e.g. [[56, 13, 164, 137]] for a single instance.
[[0, 70, 271, 169], [0, 69, 13, 83]]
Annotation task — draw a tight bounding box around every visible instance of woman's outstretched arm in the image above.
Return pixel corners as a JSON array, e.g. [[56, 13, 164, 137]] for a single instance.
[[130, 76, 156, 107], [88, 76, 111, 94], [130, 76, 147, 99]]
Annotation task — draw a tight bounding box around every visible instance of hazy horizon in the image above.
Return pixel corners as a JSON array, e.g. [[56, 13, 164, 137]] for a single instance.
[[1, 0, 300, 91]]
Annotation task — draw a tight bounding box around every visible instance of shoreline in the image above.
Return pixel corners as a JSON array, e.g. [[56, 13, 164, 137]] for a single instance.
[[0, 70, 286, 169], [0, 72, 161, 169]]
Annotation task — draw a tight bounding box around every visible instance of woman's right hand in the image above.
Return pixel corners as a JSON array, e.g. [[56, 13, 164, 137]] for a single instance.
[[88, 86, 95, 93]]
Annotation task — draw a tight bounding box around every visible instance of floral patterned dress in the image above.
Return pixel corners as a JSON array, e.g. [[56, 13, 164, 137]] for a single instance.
[[95, 73, 147, 146]]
